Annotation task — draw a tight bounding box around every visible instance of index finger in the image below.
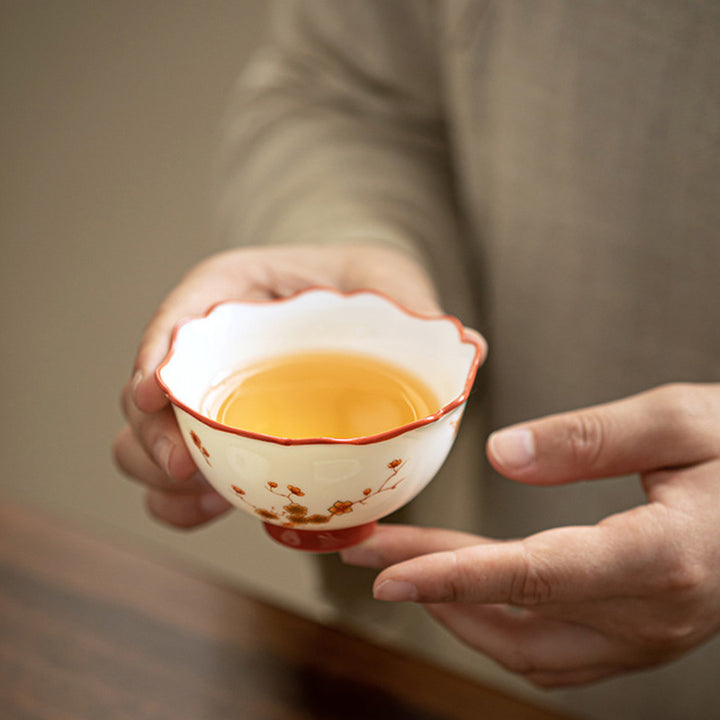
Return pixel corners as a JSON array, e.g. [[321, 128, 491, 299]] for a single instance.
[[340, 523, 491, 568], [131, 261, 261, 413], [132, 301, 192, 413], [372, 514, 662, 605]]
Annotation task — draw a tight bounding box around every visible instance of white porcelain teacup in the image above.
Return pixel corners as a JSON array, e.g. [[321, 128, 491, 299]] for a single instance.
[[156, 288, 483, 552]]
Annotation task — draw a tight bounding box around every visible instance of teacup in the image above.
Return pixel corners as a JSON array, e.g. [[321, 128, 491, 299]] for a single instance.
[[156, 288, 483, 552]]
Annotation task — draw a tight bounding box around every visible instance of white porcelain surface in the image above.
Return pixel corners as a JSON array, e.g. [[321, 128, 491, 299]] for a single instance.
[[157, 288, 482, 545]]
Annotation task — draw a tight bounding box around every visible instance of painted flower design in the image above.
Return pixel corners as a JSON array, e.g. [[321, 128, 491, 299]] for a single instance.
[[231, 458, 406, 527], [189, 430, 211, 465], [328, 500, 353, 515], [284, 503, 308, 517]]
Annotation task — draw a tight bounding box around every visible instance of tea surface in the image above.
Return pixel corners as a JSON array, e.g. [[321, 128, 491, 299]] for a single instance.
[[206, 351, 438, 439]]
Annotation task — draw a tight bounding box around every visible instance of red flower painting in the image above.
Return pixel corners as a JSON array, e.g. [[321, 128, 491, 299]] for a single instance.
[[231, 458, 406, 528], [189, 431, 211, 466]]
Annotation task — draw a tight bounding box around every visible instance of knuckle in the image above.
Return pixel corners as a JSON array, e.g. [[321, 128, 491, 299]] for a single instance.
[[659, 555, 707, 595], [120, 379, 134, 419], [508, 543, 555, 606], [664, 554, 710, 594], [439, 552, 466, 603], [111, 427, 134, 476], [136, 413, 167, 460], [111, 433, 126, 472], [633, 582, 705, 652], [635, 618, 696, 653], [656, 383, 715, 437], [664, 621, 698, 648], [644, 528, 709, 596], [564, 411, 606, 470]]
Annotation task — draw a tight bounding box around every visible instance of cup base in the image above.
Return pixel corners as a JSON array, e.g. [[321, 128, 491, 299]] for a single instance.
[[263, 521, 377, 552]]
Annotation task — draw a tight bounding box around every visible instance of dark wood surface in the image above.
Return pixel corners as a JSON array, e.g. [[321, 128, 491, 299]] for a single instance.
[[0, 500, 575, 720]]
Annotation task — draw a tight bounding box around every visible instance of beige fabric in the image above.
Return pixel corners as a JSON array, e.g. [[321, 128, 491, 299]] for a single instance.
[[218, 2, 720, 719]]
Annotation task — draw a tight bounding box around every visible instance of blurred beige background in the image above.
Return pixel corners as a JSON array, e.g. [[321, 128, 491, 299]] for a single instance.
[[0, 0, 333, 612], [0, 1, 542, 707]]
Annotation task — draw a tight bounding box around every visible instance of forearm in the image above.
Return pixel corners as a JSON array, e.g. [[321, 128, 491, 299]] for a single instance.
[[215, 1, 472, 316]]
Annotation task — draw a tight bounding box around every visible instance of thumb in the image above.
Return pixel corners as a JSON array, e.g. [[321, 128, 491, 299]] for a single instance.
[[131, 301, 190, 414], [131, 258, 257, 413], [486, 383, 719, 485]]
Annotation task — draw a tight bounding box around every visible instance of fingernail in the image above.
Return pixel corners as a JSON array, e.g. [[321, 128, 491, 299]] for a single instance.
[[340, 546, 382, 567], [131, 370, 143, 404], [374, 580, 418, 602], [153, 436, 173, 475], [488, 428, 536, 470], [199, 493, 231, 516]]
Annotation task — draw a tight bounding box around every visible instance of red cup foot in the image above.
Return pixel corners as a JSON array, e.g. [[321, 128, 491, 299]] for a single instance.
[[263, 521, 377, 552]]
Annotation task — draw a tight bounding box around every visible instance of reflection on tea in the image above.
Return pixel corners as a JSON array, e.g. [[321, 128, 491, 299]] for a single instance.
[[205, 351, 439, 439]]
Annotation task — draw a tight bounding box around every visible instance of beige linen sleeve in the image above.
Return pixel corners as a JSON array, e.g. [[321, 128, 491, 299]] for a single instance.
[[216, 2, 485, 633], [215, 0, 473, 317]]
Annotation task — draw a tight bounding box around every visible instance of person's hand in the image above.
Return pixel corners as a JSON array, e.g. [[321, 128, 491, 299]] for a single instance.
[[113, 243, 443, 529], [341, 383, 720, 688]]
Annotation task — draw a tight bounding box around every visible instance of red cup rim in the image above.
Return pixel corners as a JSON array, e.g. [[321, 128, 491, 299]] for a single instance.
[[156, 286, 484, 446]]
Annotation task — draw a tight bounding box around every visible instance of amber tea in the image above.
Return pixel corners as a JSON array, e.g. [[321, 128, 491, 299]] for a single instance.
[[203, 351, 439, 439]]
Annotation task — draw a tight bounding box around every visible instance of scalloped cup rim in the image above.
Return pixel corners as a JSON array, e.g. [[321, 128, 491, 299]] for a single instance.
[[156, 286, 483, 446]]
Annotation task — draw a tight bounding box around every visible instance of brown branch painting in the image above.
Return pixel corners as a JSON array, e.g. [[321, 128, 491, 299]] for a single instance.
[[231, 459, 405, 527]]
